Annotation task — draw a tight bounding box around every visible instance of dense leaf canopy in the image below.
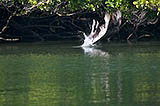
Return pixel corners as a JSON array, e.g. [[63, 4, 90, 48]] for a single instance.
[[0, 0, 159, 16]]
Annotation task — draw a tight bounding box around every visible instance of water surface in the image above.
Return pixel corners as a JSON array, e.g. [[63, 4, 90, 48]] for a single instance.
[[0, 41, 160, 106]]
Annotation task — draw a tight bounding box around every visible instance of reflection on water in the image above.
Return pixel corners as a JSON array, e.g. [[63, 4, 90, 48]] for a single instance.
[[0, 41, 160, 106]]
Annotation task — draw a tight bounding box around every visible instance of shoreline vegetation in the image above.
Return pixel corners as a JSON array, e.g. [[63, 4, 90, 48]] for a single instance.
[[0, 0, 160, 42]]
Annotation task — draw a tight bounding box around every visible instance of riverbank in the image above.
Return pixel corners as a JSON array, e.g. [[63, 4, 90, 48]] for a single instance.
[[0, 4, 160, 42]]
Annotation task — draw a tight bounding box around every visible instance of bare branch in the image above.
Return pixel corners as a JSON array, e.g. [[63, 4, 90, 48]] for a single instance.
[[0, 11, 16, 35]]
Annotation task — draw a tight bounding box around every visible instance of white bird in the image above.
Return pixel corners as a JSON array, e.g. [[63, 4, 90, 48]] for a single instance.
[[81, 13, 111, 47]]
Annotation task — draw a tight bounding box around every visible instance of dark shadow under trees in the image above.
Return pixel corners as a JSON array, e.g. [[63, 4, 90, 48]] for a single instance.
[[0, 3, 160, 42]]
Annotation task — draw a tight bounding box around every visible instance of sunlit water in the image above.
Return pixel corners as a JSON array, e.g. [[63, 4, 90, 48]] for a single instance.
[[0, 41, 160, 106]]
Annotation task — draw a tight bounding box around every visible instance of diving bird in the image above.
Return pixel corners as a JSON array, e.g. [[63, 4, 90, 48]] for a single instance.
[[81, 12, 111, 47]]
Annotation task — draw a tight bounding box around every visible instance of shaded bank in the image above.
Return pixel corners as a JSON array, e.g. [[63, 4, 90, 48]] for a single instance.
[[0, 8, 160, 42]]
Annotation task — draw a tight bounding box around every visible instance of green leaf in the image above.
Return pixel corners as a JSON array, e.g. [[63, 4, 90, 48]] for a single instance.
[[133, 1, 138, 5]]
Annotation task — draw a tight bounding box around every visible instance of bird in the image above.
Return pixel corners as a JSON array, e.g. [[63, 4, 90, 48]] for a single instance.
[[81, 12, 111, 47]]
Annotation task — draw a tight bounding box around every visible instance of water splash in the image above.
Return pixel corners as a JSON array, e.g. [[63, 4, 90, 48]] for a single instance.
[[82, 46, 109, 57]]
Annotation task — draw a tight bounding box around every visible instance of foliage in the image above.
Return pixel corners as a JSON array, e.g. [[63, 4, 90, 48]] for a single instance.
[[0, 0, 159, 16], [133, 0, 160, 15], [0, 0, 159, 20]]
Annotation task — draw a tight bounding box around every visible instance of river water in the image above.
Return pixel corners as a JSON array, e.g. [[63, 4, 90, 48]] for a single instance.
[[0, 41, 160, 106]]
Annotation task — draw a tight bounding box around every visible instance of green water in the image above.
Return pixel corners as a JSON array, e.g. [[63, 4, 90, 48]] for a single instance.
[[0, 41, 160, 106]]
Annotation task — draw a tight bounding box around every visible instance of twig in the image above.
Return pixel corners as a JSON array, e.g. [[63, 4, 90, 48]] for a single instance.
[[24, 1, 46, 14], [0, 11, 16, 35], [147, 18, 158, 25], [127, 33, 133, 40]]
